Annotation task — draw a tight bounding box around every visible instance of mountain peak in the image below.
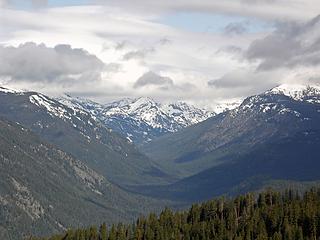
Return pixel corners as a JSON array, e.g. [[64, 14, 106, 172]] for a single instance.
[[57, 95, 215, 144], [267, 84, 320, 101], [131, 97, 158, 108], [0, 86, 24, 94]]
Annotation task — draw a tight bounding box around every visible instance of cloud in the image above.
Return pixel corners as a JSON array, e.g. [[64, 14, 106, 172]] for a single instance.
[[0, 0, 47, 8], [123, 50, 146, 60], [115, 41, 128, 50], [241, 0, 277, 4], [123, 48, 155, 60], [224, 22, 248, 35], [133, 71, 174, 88], [246, 15, 320, 70], [208, 68, 283, 97], [104, 63, 122, 72], [31, 0, 48, 7], [216, 45, 243, 56], [94, 0, 319, 22], [158, 38, 172, 45], [0, 42, 105, 84], [0, 0, 8, 7], [3, 2, 319, 106]]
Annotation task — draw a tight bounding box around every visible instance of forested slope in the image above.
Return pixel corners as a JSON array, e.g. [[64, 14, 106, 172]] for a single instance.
[[33, 188, 320, 240]]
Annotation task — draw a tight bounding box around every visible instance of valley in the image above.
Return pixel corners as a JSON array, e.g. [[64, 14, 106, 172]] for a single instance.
[[0, 84, 320, 239], [1, 2, 320, 239]]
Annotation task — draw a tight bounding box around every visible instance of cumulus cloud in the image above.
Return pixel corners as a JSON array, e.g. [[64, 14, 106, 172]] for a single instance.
[[246, 15, 320, 70], [0, 42, 105, 84], [2, 1, 320, 106], [133, 71, 174, 88]]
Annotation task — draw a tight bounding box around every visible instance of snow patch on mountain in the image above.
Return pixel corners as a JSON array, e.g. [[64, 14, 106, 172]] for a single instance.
[[56, 96, 215, 143], [230, 84, 320, 122], [29, 94, 70, 120], [57, 94, 103, 117], [104, 97, 215, 130], [103, 97, 215, 136], [0, 86, 25, 95], [211, 100, 242, 114], [268, 84, 320, 101]]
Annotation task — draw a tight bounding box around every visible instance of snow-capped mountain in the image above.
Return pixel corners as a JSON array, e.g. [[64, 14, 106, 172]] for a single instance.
[[58, 96, 215, 144], [141, 84, 320, 201], [211, 100, 242, 114], [0, 89, 170, 239], [267, 84, 320, 103], [104, 97, 214, 130], [229, 84, 320, 120], [57, 94, 106, 118], [0, 87, 163, 186], [145, 83, 320, 164]]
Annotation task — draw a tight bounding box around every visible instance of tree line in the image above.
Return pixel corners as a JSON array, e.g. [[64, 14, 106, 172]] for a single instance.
[[31, 188, 320, 240]]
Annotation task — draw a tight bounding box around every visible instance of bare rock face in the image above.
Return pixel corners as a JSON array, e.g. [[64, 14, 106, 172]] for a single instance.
[[11, 178, 45, 220]]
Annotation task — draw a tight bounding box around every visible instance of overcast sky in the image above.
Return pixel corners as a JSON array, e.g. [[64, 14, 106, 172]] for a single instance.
[[0, 0, 320, 107]]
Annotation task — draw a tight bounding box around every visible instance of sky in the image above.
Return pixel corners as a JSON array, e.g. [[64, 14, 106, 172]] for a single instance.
[[0, 0, 320, 107]]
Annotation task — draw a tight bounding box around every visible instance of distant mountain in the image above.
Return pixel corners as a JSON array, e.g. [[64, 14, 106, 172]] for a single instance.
[[58, 96, 215, 144], [267, 84, 320, 103], [0, 88, 167, 186], [211, 100, 242, 114], [0, 118, 167, 240], [138, 84, 320, 201]]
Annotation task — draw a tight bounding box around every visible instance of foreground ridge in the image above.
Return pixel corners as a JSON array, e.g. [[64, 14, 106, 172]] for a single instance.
[[33, 188, 320, 240]]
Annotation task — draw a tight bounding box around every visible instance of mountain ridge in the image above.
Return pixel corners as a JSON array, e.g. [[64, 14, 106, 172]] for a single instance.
[[57, 95, 216, 144], [137, 84, 320, 200], [0, 88, 168, 186], [0, 117, 170, 240]]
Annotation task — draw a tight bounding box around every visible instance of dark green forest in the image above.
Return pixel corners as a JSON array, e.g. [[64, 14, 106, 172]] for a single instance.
[[31, 188, 320, 240]]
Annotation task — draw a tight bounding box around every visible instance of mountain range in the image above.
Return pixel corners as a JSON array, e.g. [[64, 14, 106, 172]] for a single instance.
[[0, 88, 172, 186], [1, 84, 320, 239], [57, 96, 216, 144], [137, 84, 320, 201]]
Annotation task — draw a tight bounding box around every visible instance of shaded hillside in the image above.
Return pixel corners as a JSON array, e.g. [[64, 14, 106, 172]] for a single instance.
[[138, 85, 320, 200], [0, 88, 169, 186], [139, 129, 320, 202], [0, 118, 170, 240], [142, 85, 320, 177]]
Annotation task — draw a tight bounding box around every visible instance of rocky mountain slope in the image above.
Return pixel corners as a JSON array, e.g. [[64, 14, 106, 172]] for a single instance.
[[0, 118, 168, 240], [0, 88, 167, 186], [58, 96, 215, 144], [138, 84, 320, 200]]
